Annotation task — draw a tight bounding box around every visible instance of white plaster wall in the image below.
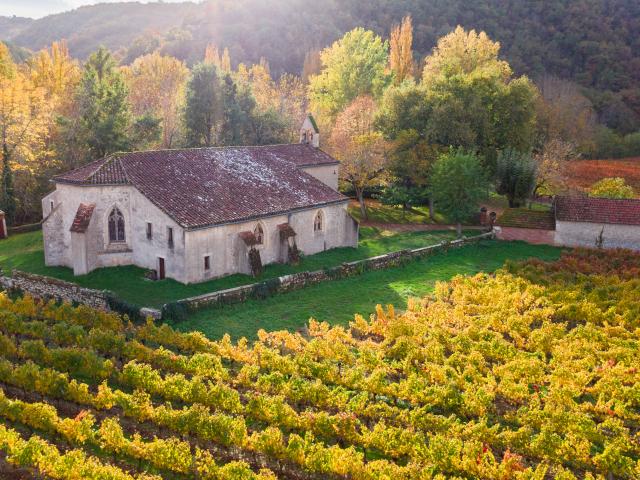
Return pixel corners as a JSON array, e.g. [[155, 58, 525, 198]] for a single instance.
[[555, 220, 640, 250], [42, 183, 188, 282], [300, 164, 339, 191], [183, 201, 358, 284]]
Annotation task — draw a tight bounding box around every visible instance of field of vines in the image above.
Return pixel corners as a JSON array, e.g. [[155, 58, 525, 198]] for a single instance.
[[0, 248, 639, 479]]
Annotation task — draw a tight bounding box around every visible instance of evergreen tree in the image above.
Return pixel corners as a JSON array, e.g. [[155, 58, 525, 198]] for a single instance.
[[495, 149, 537, 207], [184, 62, 221, 147], [77, 47, 132, 158]]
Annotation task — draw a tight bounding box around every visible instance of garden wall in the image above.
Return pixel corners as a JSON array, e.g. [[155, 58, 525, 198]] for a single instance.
[[172, 231, 495, 314], [0, 270, 110, 310]]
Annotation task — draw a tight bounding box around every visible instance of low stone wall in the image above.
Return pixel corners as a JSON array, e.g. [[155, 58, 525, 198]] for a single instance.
[[173, 231, 495, 313], [0, 270, 110, 310]]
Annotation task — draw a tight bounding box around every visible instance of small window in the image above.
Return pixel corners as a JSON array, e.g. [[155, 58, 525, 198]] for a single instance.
[[254, 224, 264, 245], [146, 222, 153, 240], [314, 211, 323, 232], [204, 255, 210, 271], [167, 227, 174, 249], [50, 201, 54, 211]]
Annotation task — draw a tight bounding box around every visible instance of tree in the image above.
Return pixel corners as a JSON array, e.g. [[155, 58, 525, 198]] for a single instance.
[[495, 149, 537, 207], [389, 16, 414, 85], [0, 42, 16, 79], [533, 138, 575, 196], [431, 149, 488, 237], [589, 177, 635, 199], [123, 52, 188, 148], [76, 47, 132, 158], [309, 28, 390, 118], [184, 62, 222, 147], [421, 27, 538, 165], [0, 71, 51, 224], [329, 96, 387, 218]]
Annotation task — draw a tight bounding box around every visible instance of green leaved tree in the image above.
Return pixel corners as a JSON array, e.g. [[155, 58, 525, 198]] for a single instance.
[[495, 149, 537, 207], [431, 149, 488, 237], [309, 28, 391, 119]]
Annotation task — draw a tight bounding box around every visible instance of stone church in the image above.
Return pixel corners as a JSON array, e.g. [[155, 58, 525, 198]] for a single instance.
[[41, 116, 359, 283]]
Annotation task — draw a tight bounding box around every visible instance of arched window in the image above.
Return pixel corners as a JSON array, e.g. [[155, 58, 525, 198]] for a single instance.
[[108, 208, 125, 243], [314, 211, 323, 232], [301, 131, 307, 143], [254, 223, 264, 245]]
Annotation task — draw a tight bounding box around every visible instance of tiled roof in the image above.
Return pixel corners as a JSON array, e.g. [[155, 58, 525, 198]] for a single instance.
[[555, 195, 640, 226], [69, 203, 95, 233], [54, 144, 346, 229]]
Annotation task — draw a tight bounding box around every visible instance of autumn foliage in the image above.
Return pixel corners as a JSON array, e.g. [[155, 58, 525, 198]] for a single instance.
[[0, 247, 639, 478]]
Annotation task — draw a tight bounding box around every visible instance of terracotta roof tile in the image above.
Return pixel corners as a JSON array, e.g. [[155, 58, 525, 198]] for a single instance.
[[54, 144, 346, 229], [555, 195, 640, 226], [69, 203, 95, 233]]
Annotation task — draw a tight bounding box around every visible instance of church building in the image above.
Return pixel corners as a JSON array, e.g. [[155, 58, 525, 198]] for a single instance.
[[41, 116, 359, 283]]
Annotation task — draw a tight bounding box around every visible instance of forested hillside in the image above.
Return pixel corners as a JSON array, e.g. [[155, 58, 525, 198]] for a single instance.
[[2, 0, 639, 130]]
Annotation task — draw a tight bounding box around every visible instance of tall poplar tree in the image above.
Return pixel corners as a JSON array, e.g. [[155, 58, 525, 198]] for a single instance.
[[389, 16, 415, 85]]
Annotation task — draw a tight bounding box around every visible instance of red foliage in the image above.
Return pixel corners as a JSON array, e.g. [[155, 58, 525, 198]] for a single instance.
[[566, 158, 640, 191], [508, 247, 640, 281]]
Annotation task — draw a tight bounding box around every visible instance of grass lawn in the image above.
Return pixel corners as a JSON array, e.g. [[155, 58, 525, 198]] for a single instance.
[[0, 227, 465, 307], [348, 199, 449, 224], [175, 240, 562, 341]]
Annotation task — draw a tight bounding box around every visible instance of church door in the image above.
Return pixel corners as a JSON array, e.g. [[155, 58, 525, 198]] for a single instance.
[[158, 257, 165, 280]]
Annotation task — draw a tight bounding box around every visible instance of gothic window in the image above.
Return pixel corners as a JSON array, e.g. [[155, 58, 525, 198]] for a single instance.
[[108, 208, 125, 243], [309, 131, 314, 143], [254, 223, 264, 245], [314, 211, 323, 232], [301, 131, 307, 143]]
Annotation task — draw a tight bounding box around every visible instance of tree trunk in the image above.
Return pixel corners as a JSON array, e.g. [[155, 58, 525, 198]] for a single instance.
[[428, 196, 435, 220], [356, 187, 368, 219], [456, 222, 462, 238]]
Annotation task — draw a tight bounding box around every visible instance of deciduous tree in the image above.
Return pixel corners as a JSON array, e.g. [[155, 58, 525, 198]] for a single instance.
[[431, 149, 488, 237], [123, 52, 188, 148], [329, 95, 387, 218], [389, 16, 415, 85], [589, 177, 635, 199], [309, 28, 390, 118]]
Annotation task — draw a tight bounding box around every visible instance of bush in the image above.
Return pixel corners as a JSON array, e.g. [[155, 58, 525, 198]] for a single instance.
[[588, 177, 635, 199], [105, 293, 143, 323]]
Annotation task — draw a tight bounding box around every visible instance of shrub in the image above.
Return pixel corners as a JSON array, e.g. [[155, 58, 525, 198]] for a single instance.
[[588, 177, 635, 198]]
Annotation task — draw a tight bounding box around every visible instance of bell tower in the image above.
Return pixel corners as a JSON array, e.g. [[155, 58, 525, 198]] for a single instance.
[[299, 114, 320, 148]]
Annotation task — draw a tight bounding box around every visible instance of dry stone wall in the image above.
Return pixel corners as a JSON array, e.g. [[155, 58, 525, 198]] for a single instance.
[[0, 270, 110, 310]]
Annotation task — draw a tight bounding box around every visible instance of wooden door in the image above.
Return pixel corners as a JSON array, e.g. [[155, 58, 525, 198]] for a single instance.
[[158, 257, 165, 280]]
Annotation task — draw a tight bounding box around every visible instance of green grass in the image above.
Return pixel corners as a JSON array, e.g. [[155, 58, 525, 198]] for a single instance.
[[0, 227, 465, 307], [176, 240, 562, 341], [348, 200, 449, 224]]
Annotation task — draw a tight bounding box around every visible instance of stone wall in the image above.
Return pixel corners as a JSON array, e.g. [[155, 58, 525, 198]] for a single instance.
[[0, 270, 110, 310], [174, 231, 495, 313]]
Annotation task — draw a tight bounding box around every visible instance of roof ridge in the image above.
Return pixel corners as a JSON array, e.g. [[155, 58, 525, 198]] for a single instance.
[[113, 143, 308, 156]]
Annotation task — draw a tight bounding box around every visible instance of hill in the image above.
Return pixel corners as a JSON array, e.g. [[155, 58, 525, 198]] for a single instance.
[[2, 0, 640, 129]]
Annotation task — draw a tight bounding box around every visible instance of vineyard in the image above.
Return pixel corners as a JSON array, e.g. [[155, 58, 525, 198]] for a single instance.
[[566, 158, 640, 192], [0, 248, 639, 479]]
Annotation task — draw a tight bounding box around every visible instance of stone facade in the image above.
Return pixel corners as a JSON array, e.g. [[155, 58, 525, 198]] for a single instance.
[[555, 220, 640, 250]]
